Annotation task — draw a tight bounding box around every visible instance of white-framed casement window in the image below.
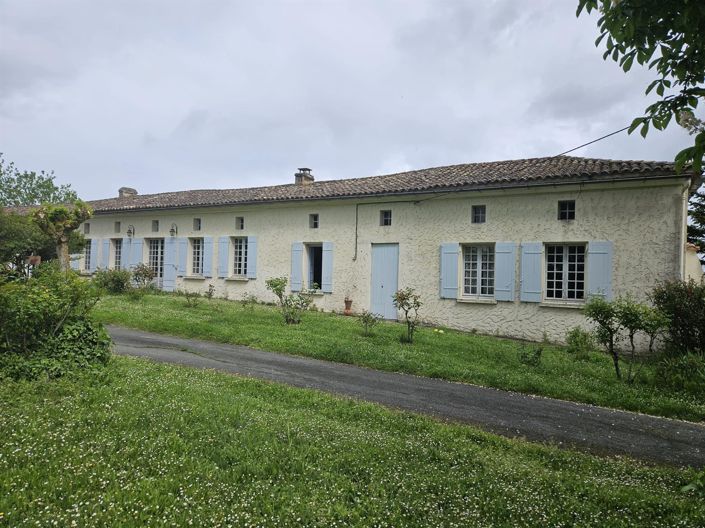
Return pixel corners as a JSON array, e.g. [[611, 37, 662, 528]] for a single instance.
[[148, 238, 165, 282], [545, 244, 585, 300], [191, 238, 204, 275], [113, 239, 122, 270], [471, 205, 486, 224], [462, 245, 495, 296], [84, 240, 92, 271], [232, 236, 248, 276]]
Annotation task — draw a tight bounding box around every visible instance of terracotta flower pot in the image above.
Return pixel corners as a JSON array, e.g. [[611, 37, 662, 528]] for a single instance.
[[344, 298, 353, 316]]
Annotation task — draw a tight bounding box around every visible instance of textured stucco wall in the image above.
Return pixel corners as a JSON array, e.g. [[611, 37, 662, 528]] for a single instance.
[[83, 178, 689, 343]]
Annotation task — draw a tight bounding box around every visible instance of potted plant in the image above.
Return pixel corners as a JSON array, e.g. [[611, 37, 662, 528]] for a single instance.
[[344, 295, 353, 316]]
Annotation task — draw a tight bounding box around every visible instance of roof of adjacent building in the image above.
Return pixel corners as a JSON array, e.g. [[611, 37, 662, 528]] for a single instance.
[[2, 156, 690, 215]]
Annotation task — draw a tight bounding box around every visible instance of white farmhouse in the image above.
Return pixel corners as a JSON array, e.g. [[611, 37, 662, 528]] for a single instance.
[[76, 156, 703, 343]]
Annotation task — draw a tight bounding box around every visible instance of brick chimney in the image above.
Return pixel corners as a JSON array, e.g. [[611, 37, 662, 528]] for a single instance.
[[118, 187, 138, 198], [294, 168, 314, 185]]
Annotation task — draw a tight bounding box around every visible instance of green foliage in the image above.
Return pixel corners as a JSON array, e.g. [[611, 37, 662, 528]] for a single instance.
[[93, 268, 132, 294], [518, 342, 543, 367], [651, 279, 705, 356], [683, 469, 705, 498], [0, 265, 109, 380], [32, 200, 92, 272], [0, 154, 77, 206], [656, 354, 705, 397], [392, 287, 422, 344], [176, 289, 202, 308], [565, 327, 595, 361], [577, 0, 705, 172], [358, 310, 380, 336], [583, 296, 623, 379], [688, 189, 705, 263], [241, 292, 259, 310], [205, 284, 216, 300], [265, 276, 314, 324], [131, 263, 156, 289]]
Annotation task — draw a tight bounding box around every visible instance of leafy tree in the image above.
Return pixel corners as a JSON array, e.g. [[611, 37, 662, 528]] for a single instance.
[[689, 189, 705, 263], [577, 1, 705, 172], [584, 296, 623, 379], [0, 154, 77, 206], [393, 287, 422, 344], [32, 201, 92, 272]]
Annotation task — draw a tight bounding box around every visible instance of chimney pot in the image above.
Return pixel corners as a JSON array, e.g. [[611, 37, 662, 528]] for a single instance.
[[118, 187, 138, 198], [294, 168, 314, 185]]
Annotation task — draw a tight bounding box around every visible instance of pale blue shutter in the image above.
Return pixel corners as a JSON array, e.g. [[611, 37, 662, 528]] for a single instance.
[[291, 242, 304, 292], [587, 240, 613, 300], [203, 237, 213, 278], [177, 238, 188, 276], [217, 237, 229, 278], [89, 239, 98, 273], [122, 237, 131, 269], [440, 243, 459, 299], [130, 238, 144, 268], [520, 242, 542, 302], [70, 256, 80, 271], [247, 236, 257, 279], [321, 241, 333, 293], [101, 239, 110, 269], [494, 242, 516, 301], [163, 237, 177, 291]]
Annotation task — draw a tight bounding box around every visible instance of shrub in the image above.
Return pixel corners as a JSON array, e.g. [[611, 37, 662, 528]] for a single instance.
[[655, 354, 705, 397], [565, 327, 594, 361], [176, 289, 201, 308], [265, 276, 314, 324], [205, 284, 216, 300], [0, 267, 110, 380], [651, 279, 705, 357], [131, 263, 156, 289], [393, 287, 422, 344], [93, 268, 132, 294], [584, 296, 623, 379], [518, 343, 543, 367], [359, 310, 380, 336], [241, 292, 258, 310]]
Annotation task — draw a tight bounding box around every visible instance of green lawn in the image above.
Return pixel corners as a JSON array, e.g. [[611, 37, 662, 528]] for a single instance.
[[93, 294, 705, 422], [1, 357, 702, 527]]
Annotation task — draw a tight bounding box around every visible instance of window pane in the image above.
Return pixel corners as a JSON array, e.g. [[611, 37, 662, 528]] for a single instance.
[[233, 237, 248, 276]]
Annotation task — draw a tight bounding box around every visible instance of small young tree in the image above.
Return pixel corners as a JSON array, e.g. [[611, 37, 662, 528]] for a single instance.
[[584, 296, 623, 379], [265, 276, 313, 325], [641, 306, 669, 356], [131, 263, 156, 289], [358, 310, 380, 337], [393, 287, 422, 344], [615, 297, 648, 384], [32, 200, 92, 272]]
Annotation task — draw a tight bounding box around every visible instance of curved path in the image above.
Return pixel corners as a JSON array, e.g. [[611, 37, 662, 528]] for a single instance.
[[107, 325, 705, 468]]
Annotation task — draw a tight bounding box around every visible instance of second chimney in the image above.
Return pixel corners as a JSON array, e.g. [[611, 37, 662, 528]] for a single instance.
[[294, 168, 314, 185], [118, 187, 138, 198]]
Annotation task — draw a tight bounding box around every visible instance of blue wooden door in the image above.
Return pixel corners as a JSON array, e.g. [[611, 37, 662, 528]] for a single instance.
[[371, 243, 399, 319]]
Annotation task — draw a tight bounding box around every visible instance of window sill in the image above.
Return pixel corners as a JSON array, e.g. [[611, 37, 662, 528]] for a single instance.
[[307, 291, 325, 297], [80, 271, 93, 276], [539, 300, 584, 310], [456, 297, 497, 305], [183, 275, 206, 281], [225, 276, 250, 282]]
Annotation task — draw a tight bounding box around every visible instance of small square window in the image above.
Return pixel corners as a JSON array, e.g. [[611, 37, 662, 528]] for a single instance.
[[114, 221, 121, 233], [83, 223, 90, 234], [193, 218, 201, 231], [152, 220, 159, 232], [558, 200, 575, 220], [380, 210, 392, 226], [236, 217, 245, 230], [471, 205, 486, 224], [309, 213, 319, 229]]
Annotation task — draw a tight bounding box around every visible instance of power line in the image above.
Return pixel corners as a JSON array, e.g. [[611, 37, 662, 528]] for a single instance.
[[553, 125, 631, 157]]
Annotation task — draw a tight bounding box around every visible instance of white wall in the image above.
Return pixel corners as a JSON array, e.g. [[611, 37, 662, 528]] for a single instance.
[[82, 177, 690, 343]]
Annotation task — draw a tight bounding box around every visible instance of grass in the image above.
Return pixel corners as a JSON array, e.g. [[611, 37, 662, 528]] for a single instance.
[[93, 294, 705, 422], [1, 356, 703, 527]]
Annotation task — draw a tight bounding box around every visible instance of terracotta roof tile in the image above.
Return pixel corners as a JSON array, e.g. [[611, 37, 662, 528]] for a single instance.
[[81, 156, 687, 213]]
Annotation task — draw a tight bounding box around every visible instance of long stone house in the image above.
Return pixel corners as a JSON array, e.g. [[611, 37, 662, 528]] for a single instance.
[[75, 156, 703, 342]]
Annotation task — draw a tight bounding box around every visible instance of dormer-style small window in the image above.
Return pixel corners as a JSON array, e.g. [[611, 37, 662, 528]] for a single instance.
[[114, 221, 121, 233], [380, 210, 392, 226], [236, 217, 245, 230], [152, 220, 160, 232], [309, 213, 319, 228], [83, 223, 90, 234], [558, 200, 575, 220], [471, 205, 486, 224], [193, 218, 202, 231]]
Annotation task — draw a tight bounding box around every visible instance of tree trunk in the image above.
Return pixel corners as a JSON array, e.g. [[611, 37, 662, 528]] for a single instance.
[[57, 235, 70, 272], [610, 336, 621, 379]]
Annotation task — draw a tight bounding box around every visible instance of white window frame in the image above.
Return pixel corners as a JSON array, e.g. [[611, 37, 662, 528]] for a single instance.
[[558, 200, 576, 221], [462, 244, 495, 297], [309, 213, 319, 229], [232, 236, 248, 277], [545, 243, 586, 301], [191, 238, 204, 276], [380, 210, 392, 226], [471, 205, 486, 224], [84, 240, 91, 271], [147, 238, 165, 283], [113, 239, 122, 270]]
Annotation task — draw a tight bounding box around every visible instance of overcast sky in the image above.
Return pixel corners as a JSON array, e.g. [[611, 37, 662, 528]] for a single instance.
[[0, 0, 696, 200]]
